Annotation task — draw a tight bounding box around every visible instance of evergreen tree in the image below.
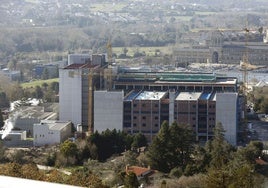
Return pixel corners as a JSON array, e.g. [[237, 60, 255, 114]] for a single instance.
[[146, 121, 195, 173], [131, 133, 147, 150], [146, 121, 171, 173], [169, 122, 195, 170], [209, 122, 234, 169]]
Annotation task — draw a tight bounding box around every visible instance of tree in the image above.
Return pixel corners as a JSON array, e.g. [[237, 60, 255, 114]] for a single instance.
[[146, 121, 171, 173], [34, 86, 43, 99], [42, 82, 48, 90], [131, 133, 147, 151], [0, 92, 9, 108], [60, 140, 78, 158], [147, 121, 195, 173], [169, 122, 195, 170], [208, 122, 233, 170], [124, 172, 140, 188], [124, 150, 138, 166], [7, 58, 17, 71], [60, 140, 78, 165], [0, 109, 4, 129], [50, 81, 59, 93], [42, 68, 49, 80]]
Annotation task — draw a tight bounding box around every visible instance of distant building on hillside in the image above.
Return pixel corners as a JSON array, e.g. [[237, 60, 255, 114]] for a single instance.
[[0, 68, 21, 81], [33, 64, 59, 79], [173, 30, 268, 65]]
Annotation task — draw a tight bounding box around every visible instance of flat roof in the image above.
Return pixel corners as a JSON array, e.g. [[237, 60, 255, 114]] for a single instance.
[[50, 122, 70, 131], [176, 92, 202, 101], [64, 63, 97, 69], [136, 91, 166, 100], [116, 72, 237, 85], [38, 120, 71, 131]]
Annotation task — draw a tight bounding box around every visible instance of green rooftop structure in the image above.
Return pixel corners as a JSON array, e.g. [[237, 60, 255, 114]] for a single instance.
[[114, 72, 237, 92], [158, 73, 216, 82]]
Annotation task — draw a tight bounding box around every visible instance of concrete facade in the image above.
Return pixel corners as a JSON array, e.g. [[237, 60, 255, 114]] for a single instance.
[[67, 54, 91, 65], [59, 56, 107, 132], [33, 120, 72, 146], [216, 93, 238, 146], [59, 65, 83, 128], [94, 90, 124, 133], [120, 90, 239, 144]]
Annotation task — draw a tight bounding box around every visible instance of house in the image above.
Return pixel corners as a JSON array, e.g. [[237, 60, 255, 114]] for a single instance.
[[125, 165, 155, 180], [33, 120, 72, 146]]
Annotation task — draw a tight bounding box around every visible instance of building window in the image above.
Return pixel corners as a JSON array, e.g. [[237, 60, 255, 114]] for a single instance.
[[155, 116, 159, 120], [193, 124, 196, 127], [133, 123, 137, 127], [142, 116, 146, 120], [155, 104, 158, 107], [192, 117, 196, 120], [133, 104, 137, 107], [142, 104, 146, 107], [154, 124, 158, 127], [133, 116, 137, 120], [192, 105, 196, 108], [142, 123, 146, 127]]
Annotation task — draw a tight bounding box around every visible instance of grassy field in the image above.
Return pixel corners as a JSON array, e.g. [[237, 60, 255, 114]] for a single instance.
[[90, 3, 127, 12], [21, 78, 59, 89]]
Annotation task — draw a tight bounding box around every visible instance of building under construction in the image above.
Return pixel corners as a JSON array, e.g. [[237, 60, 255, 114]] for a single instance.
[[59, 56, 242, 145]]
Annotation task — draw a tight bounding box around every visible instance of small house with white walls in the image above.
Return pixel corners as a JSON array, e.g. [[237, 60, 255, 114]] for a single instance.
[[33, 120, 72, 146]]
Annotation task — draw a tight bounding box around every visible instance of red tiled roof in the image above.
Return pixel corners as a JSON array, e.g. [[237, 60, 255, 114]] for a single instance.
[[256, 158, 268, 165], [64, 63, 98, 69], [126, 166, 153, 177]]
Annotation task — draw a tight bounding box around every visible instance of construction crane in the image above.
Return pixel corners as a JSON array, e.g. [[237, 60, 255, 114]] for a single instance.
[[106, 37, 113, 65], [68, 65, 101, 135], [241, 27, 250, 97]]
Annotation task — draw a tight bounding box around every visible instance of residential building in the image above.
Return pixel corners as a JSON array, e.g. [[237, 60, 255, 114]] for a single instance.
[[125, 165, 155, 180]]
